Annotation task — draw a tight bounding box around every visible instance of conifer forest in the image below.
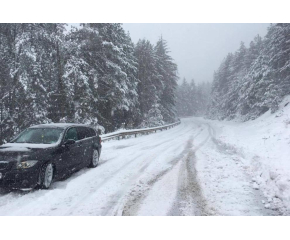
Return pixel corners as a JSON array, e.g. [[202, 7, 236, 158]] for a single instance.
[[1, 24, 289, 145]]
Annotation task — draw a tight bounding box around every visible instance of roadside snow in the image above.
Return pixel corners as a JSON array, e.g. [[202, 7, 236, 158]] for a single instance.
[[205, 96, 290, 214]]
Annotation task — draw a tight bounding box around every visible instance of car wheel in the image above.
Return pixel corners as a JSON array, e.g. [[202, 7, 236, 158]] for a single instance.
[[39, 163, 54, 189], [89, 149, 99, 168]]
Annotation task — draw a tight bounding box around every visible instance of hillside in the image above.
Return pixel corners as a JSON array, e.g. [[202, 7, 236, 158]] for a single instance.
[[208, 23, 290, 121]]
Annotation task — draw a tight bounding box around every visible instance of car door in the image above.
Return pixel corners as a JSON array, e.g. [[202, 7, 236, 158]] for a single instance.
[[76, 127, 92, 167], [60, 127, 82, 173], [85, 127, 95, 162]]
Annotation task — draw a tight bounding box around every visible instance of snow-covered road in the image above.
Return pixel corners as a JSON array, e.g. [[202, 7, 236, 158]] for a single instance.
[[0, 117, 279, 215]]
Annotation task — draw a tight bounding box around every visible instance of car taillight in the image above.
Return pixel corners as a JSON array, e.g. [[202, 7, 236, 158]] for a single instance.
[[99, 137, 102, 144]]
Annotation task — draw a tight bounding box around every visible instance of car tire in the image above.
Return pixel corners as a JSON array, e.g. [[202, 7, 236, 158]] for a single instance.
[[89, 149, 99, 168], [39, 163, 54, 189]]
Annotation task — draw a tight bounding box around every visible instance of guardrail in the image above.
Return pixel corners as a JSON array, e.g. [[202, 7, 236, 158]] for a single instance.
[[101, 121, 181, 142]]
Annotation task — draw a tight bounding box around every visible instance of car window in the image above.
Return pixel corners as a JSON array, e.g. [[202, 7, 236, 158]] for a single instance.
[[87, 128, 96, 137], [77, 127, 95, 139], [64, 128, 78, 141], [77, 127, 88, 140]]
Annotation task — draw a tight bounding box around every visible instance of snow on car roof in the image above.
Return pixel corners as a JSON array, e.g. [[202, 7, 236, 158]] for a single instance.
[[29, 123, 91, 129]]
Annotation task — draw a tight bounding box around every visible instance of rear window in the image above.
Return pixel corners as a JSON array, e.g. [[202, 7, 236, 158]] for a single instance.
[[76, 127, 92, 140], [88, 128, 96, 137]]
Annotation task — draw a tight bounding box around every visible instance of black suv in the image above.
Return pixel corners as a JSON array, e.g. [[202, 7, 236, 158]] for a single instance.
[[0, 123, 102, 190]]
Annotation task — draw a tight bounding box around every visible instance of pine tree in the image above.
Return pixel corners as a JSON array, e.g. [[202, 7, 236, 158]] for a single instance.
[[176, 78, 190, 116], [141, 100, 164, 128], [154, 37, 178, 123], [0, 24, 37, 141], [71, 24, 139, 131], [134, 39, 161, 121]]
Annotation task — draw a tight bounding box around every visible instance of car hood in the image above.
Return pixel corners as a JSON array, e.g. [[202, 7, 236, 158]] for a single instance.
[[0, 143, 58, 162], [0, 142, 58, 151]]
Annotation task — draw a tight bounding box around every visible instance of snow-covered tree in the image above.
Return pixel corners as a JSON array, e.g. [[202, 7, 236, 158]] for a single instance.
[[140, 101, 164, 128], [134, 39, 161, 120], [208, 23, 290, 121], [0, 23, 181, 143], [176, 78, 211, 117], [154, 37, 178, 123], [67, 24, 140, 131]]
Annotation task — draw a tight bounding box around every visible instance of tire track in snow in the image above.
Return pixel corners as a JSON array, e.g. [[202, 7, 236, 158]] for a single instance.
[[121, 140, 193, 216], [121, 124, 210, 216], [196, 121, 279, 216], [169, 148, 212, 216], [60, 120, 200, 215], [99, 133, 200, 216], [168, 123, 214, 216]]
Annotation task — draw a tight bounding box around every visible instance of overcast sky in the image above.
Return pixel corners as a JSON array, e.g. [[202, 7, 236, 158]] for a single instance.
[[122, 23, 270, 84]]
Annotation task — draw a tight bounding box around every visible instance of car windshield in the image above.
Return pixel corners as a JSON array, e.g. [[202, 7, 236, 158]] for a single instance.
[[12, 128, 64, 144]]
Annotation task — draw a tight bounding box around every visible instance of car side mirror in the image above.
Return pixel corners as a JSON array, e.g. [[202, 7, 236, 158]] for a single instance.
[[64, 139, 76, 146]]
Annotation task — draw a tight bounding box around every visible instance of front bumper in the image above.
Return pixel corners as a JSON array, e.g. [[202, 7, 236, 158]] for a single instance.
[[0, 167, 40, 189]]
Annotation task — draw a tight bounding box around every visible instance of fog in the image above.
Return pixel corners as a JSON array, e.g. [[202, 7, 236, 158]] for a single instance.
[[123, 23, 270, 84]]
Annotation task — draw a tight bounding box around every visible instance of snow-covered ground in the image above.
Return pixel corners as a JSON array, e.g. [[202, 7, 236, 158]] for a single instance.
[[203, 97, 290, 215], [1, 105, 289, 215]]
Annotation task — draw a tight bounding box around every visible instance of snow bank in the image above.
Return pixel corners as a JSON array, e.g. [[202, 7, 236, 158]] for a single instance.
[[207, 96, 290, 214]]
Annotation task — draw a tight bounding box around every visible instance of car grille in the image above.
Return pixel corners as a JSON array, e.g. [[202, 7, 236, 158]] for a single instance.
[[0, 162, 10, 170]]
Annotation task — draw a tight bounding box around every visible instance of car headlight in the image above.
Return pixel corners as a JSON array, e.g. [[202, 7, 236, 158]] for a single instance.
[[17, 160, 38, 169]]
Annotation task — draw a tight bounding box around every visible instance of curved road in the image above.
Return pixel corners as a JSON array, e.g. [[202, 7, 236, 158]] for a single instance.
[[0, 118, 278, 215]]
